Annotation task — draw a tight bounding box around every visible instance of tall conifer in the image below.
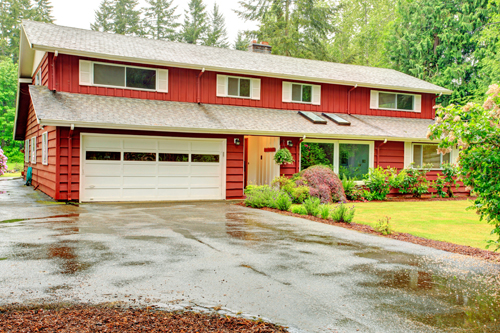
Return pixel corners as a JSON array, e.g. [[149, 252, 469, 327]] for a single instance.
[[204, 3, 228, 48], [144, 0, 180, 40], [180, 0, 208, 44]]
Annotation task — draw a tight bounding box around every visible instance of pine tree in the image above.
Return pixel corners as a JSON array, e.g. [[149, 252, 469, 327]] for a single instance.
[[143, 0, 180, 40], [114, 0, 142, 35], [204, 3, 228, 48], [0, 0, 37, 62], [234, 31, 249, 51], [91, 0, 114, 33], [236, 0, 339, 59], [387, 0, 491, 105], [181, 0, 208, 44], [31, 0, 53, 23]]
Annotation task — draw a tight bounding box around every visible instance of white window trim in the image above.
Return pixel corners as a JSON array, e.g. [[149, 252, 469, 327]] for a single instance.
[[291, 83, 313, 104], [411, 143, 451, 170], [302, 139, 375, 184], [371, 90, 421, 113], [42, 132, 48, 165], [84, 61, 167, 92], [35, 70, 41, 85], [25, 139, 30, 163], [31, 136, 37, 164], [226, 75, 253, 99]]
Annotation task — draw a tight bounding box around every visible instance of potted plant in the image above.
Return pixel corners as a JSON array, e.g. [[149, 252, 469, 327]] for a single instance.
[[274, 148, 295, 165]]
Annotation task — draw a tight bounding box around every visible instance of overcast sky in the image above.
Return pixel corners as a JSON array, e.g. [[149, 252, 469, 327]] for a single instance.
[[50, 0, 258, 45]]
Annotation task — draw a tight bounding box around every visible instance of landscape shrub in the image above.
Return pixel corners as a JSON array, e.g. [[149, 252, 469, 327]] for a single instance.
[[274, 148, 294, 165], [363, 166, 393, 201], [244, 185, 279, 208], [271, 175, 310, 203], [374, 216, 393, 235], [303, 197, 321, 216], [0, 148, 7, 176], [331, 203, 355, 223], [433, 174, 447, 198], [341, 175, 357, 200], [299, 165, 346, 203], [319, 205, 330, 219], [392, 164, 431, 198], [441, 163, 459, 197], [275, 191, 292, 211], [291, 205, 308, 215]]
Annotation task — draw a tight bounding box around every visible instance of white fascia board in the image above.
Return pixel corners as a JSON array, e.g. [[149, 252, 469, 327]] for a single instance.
[[38, 118, 436, 142], [30, 44, 453, 95]]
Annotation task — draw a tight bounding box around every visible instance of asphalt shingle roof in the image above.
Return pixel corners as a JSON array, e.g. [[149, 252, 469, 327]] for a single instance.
[[22, 20, 451, 95], [30, 86, 433, 140]]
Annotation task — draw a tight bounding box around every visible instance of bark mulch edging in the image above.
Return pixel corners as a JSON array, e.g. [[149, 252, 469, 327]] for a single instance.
[[241, 204, 500, 263], [0, 305, 288, 333]]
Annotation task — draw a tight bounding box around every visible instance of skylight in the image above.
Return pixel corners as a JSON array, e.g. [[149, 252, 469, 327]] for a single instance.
[[322, 113, 351, 126], [298, 111, 327, 124]]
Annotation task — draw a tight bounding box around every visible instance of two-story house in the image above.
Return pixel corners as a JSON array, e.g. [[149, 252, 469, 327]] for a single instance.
[[14, 21, 461, 202]]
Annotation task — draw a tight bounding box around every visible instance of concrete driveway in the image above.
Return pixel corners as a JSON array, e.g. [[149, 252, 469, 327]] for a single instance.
[[1, 178, 500, 333]]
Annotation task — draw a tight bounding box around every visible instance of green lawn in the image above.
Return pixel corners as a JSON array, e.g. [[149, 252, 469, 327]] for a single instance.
[[349, 200, 495, 250], [1, 162, 22, 178]]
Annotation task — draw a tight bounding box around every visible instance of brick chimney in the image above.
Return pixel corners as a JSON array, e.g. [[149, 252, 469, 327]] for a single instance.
[[248, 40, 272, 54]]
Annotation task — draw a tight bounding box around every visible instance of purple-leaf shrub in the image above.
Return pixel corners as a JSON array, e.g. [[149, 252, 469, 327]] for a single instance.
[[300, 165, 346, 203], [0, 147, 8, 176]]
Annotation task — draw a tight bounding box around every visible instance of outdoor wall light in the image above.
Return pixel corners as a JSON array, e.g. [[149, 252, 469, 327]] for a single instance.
[[234, 138, 241, 145], [287, 140, 293, 147]]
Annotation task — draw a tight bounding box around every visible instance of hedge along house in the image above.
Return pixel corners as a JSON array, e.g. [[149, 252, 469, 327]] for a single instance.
[[14, 21, 465, 203]]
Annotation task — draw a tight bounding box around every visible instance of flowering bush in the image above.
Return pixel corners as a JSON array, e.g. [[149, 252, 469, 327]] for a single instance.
[[429, 83, 500, 250], [274, 148, 294, 165], [0, 147, 7, 176], [299, 165, 346, 203], [441, 163, 459, 197]]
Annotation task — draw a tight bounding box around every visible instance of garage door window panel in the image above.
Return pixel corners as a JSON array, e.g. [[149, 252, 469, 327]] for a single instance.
[[192, 154, 220, 163], [159, 153, 189, 162], [124, 152, 157, 161], [86, 151, 121, 161]]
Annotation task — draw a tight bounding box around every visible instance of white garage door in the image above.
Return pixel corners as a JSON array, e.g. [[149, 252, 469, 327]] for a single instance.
[[81, 134, 226, 202]]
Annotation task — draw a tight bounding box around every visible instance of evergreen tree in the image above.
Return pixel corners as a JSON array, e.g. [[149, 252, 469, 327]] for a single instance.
[[31, 0, 53, 23], [387, 0, 492, 105], [236, 0, 339, 59], [181, 0, 208, 44], [0, 0, 35, 62], [234, 31, 249, 51], [114, 0, 142, 35], [143, 0, 180, 40], [91, 0, 114, 33], [204, 3, 228, 48]]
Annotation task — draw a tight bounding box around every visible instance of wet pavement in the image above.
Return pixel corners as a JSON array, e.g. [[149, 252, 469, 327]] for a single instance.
[[1, 178, 500, 333]]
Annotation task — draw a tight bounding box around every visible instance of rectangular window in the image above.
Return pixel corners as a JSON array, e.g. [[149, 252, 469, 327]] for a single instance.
[[124, 152, 157, 161], [86, 151, 121, 161], [292, 83, 312, 103], [227, 77, 251, 98], [339, 144, 370, 180], [31, 136, 36, 164], [35, 70, 41, 85], [192, 154, 220, 163], [92, 63, 157, 91], [159, 153, 189, 162], [377, 92, 415, 111], [300, 141, 373, 181], [42, 132, 48, 165], [25, 139, 29, 163], [412, 144, 450, 168]]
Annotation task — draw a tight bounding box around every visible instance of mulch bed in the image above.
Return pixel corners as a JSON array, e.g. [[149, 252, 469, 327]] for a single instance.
[[0, 305, 287, 332], [238, 204, 500, 263]]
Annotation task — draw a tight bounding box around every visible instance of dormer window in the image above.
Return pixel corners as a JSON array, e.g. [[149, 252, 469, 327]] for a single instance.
[[292, 83, 312, 103], [227, 76, 251, 98], [216, 75, 261, 100], [282, 81, 321, 105], [79, 60, 168, 93]]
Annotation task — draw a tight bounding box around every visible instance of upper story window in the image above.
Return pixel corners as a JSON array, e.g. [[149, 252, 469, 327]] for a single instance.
[[282, 81, 321, 105], [34, 70, 41, 85], [79, 60, 168, 93], [217, 75, 261, 100], [413, 143, 450, 169], [370, 90, 421, 112]]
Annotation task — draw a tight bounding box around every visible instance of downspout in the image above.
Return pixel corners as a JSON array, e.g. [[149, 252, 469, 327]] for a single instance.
[[347, 84, 358, 115], [197, 68, 206, 104], [376, 138, 388, 167], [67, 124, 74, 201], [51, 51, 58, 92]]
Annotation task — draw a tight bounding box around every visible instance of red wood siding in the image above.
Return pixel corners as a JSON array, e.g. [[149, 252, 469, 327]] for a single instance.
[[55, 128, 244, 201], [279, 137, 301, 177], [24, 101, 57, 198], [32, 53, 50, 87], [48, 53, 437, 119]]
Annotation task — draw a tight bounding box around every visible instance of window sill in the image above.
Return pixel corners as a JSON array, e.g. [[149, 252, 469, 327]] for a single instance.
[[370, 107, 420, 113], [82, 83, 161, 93]]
